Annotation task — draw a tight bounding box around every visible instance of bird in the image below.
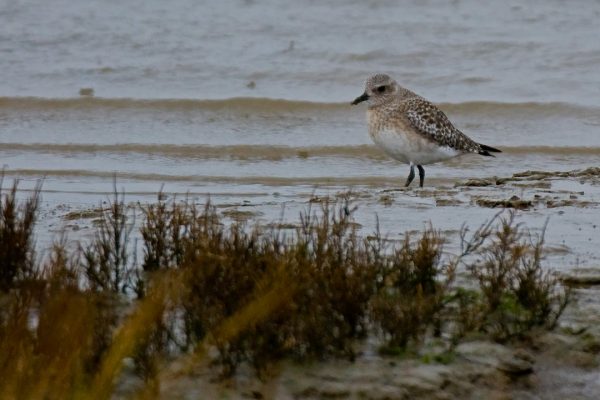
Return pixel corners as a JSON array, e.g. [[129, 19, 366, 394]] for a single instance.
[[351, 74, 500, 187]]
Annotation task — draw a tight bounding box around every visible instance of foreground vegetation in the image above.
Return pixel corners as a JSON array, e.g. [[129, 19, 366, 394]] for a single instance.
[[0, 180, 569, 398]]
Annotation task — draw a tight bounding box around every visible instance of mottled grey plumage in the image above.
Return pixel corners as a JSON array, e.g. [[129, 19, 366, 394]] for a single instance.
[[404, 98, 486, 155], [351, 74, 500, 187]]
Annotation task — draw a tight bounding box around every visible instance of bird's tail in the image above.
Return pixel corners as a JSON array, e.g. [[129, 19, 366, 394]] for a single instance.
[[478, 143, 502, 157]]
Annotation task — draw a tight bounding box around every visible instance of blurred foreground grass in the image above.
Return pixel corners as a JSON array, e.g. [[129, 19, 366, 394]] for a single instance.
[[0, 179, 569, 399]]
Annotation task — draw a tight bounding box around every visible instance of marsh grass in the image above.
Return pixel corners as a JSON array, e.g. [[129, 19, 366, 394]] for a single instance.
[[0, 184, 570, 399], [370, 228, 451, 349], [82, 187, 136, 294], [0, 178, 40, 291], [462, 213, 570, 341], [139, 199, 378, 375]]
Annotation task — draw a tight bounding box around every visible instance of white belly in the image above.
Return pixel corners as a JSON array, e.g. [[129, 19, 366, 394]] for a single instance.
[[370, 127, 459, 165]]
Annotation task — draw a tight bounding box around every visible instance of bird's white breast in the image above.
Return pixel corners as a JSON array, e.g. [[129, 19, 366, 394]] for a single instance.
[[368, 116, 459, 165]]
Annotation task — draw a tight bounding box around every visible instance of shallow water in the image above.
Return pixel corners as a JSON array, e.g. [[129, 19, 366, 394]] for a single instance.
[[1, 0, 599, 269], [3, 0, 600, 104]]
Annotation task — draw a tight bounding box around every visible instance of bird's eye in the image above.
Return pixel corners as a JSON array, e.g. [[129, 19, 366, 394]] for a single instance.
[[376, 85, 386, 93]]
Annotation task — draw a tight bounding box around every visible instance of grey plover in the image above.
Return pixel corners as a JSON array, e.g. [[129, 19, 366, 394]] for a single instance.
[[351, 74, 500, 187]]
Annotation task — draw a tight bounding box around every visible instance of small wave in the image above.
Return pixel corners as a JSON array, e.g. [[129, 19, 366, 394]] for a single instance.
[[437, 101, 599, 117], [1, 143, 599, 161], [499, 146, 600, 155], [1, 168, 407, 187], [0, 96, 346, 112], [0, 143, 385, 161], [0, 96, 597, 115]]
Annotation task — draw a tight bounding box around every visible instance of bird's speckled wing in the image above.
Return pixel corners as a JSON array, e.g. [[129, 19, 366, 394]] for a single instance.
[[404, 98, 481, 153]]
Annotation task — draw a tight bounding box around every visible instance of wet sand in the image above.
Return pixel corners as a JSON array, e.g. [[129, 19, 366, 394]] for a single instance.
[[20, 165, 597, 399], [54, 166, 596, 399], [35, 165, 600, 272]]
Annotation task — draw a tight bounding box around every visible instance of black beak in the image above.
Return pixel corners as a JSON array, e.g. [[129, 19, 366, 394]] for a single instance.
[[351, 92, 369, 105]]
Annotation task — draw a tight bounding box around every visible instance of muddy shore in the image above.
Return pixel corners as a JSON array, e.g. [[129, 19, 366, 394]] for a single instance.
[[39, 166, 600, 399]]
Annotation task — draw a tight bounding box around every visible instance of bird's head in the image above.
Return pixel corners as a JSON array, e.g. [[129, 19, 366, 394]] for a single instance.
[[351, 73, 399, 107]]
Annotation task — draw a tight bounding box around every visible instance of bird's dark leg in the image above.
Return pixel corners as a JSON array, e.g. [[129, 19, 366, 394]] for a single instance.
[[405, 164, 415, 187], [417, 165, 425, 187]]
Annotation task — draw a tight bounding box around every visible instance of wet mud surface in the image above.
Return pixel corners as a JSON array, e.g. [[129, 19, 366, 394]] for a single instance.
[[42, 166, 600, 399]]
